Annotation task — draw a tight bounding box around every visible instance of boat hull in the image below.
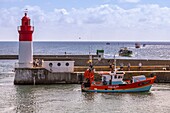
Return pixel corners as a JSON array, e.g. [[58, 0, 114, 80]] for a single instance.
[[82, 84, 152, 93], [119, 54, 132, 57], [82, 76, 156, 93]]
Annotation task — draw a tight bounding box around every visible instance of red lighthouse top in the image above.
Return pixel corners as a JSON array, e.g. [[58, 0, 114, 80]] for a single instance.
[[18, 12, 34, 41], [21, 13, 30, 25]]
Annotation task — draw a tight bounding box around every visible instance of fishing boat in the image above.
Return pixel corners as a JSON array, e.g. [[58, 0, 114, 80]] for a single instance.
[[119, 47, 133, 57], [106, 42, 110, 45], [135, 43, 140, 48], [81, 68, 156, 93]]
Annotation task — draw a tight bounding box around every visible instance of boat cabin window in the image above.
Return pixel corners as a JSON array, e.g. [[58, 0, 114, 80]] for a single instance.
[[102, 75, 111, 82], [111, 74, 124, 85], [101, 73, 124, 85], [114, 75, 117, 79], [132, 75, 146, 83]]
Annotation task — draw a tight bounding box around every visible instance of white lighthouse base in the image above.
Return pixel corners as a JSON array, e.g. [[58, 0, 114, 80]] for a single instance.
[[18, 62, 33, 68], [19, 41, 33, 68]]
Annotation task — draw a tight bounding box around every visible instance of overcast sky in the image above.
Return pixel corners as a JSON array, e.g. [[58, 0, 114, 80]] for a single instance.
[[1, 0, 170, 41]]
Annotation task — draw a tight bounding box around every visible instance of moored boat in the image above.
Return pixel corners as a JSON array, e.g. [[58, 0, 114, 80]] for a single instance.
[[135, 43, 140, 48], [81, 68, 156, 93], [119, 47, 133, 57], [106, 42, 110, 45]]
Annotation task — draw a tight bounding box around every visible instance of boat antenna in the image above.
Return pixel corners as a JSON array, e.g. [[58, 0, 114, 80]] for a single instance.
[[114, 54, 116, 71]]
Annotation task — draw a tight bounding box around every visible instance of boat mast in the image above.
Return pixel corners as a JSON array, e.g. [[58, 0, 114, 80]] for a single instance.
[[114, 55, 116, 71]]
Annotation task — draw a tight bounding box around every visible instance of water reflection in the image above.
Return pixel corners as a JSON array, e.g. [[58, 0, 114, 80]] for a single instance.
[[15, 86, 36, 113], [82, 92, 95, 101], [1, 83, 169, 113]]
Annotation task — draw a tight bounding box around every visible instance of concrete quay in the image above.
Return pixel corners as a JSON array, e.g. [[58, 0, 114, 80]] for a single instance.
[[12, 55, 170, 84], [14, 68, 84, 85], [14, 67, 170, 85]]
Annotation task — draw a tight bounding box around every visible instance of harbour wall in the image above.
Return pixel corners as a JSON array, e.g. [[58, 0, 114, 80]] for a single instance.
[[14, 68, 83, 85], [14, 68, 170, 85], [2, 55, 170, 66], [11, 55, 170, 84]]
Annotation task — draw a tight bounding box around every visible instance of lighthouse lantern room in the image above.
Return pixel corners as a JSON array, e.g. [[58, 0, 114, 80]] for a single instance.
[[18, 12, 34, 68]]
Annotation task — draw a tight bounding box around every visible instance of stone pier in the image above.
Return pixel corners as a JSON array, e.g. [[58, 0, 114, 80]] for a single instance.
[[14, 67, 170, 85], [12, 55, 170, 84], [14, 68, 84, 85]]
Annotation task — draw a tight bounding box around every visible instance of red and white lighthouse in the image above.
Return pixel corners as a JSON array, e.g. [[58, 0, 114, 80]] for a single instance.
[[18, 12, 34, 68]]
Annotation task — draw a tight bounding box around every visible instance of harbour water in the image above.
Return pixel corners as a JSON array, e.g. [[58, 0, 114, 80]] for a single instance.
[[0, 73, 170, 113], [0, 41, 170, 112], [1, 41, 170, 59]]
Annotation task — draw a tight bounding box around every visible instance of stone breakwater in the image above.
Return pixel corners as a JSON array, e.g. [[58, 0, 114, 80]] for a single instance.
[[14, 68, 170, 85], [11, 55, 170, 84], [1, 55, 170, 66]]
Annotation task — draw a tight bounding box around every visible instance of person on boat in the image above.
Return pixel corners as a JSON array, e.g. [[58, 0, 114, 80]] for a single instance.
[[84, 63, 94, 87], [84, 70, 91, 87]]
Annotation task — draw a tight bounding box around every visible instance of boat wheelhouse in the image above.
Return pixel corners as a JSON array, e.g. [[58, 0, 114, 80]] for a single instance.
[[101, 71, 125, 85]]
